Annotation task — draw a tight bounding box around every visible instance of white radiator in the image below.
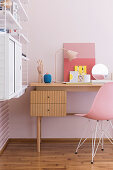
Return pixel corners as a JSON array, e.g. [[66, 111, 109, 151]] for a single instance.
[[0, 101, 9, 151]]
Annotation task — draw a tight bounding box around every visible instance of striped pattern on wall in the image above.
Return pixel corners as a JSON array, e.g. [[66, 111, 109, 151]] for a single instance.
[[0, 101, 9, 152]]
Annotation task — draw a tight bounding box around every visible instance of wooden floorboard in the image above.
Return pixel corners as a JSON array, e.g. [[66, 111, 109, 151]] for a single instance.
[[0, 142, 113, 170]]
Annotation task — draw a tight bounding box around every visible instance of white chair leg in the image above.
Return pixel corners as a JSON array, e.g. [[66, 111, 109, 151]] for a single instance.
[[75, 120, 113, 163], [75, 137, 82, 154], [101, 137, 104, 151], [102, 120, 113, 144], [91, 121, 105, 164], [103, 121, 113, 144], [75, 119, 90, 154], [109, 121, 113, 141], [91, 121, 99, 164], [101, 121, 104, 151], [75, 137, 87, 154]]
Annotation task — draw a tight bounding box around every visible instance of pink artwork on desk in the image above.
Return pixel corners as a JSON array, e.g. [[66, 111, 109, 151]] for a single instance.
[[64, 43, 95, 82]]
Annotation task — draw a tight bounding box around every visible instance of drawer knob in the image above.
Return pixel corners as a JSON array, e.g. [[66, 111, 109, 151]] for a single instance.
[[48, 109, 50, 111], [48, 96, 50, 99]]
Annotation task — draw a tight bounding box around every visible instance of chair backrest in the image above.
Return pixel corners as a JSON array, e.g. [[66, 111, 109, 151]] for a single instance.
[[86, 82, 113, 120]]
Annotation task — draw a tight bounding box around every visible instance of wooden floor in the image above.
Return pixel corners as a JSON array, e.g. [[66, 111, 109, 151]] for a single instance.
[[1, 142, 113, 170]]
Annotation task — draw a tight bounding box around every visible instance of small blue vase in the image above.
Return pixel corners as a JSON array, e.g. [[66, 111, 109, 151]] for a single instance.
[[44, 73, 52, 83]]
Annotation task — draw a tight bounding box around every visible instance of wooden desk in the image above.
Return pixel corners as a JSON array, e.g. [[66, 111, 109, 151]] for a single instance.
[[30, 83, 102, 152]]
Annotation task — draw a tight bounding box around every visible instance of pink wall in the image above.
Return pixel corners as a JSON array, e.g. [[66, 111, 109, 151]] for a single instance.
[[9, 0, 113, 138]]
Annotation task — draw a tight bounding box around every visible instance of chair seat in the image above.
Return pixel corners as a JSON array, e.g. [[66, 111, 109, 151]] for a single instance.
[[75, 112, 113, 120], [75, 113, 87, 117]]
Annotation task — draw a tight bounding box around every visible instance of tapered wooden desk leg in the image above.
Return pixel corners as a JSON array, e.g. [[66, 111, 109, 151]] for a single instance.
[[40, 118, 41, 143], [37, 116, 41, 152]]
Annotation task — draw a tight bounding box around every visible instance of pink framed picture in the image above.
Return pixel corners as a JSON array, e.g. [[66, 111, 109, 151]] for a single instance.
[[64, 43, 95, 82]]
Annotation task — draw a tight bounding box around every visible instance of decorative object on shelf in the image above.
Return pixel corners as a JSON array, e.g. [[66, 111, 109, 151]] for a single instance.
[[10, 1, 18, 21], [44, 73, 52, 83], [92, 64, 108, 80], [1, 0, 12, 9], [10, 29, 18, 36], [55, 48, 78, 82], [11, 1, 18, 13], [37, 59, 43, 83], [0, 28, 9, 33]]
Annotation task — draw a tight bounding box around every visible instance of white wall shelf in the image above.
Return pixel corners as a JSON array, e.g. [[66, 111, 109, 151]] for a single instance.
[[13, 0, 28, 21], [0, 10, 22, 30], [0, 0, 29, 100], [14, 85, 28, 98], [0, 34, 22, 100]]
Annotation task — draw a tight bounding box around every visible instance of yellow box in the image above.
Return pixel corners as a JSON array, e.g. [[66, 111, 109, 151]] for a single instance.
[[75, 66, 87, 75]]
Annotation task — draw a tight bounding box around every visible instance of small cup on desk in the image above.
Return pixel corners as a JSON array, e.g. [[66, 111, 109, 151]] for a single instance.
[[84, 74, 91, 83]]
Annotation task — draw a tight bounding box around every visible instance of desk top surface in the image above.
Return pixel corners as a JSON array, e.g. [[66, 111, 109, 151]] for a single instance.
[[30, 82, 103, 87]]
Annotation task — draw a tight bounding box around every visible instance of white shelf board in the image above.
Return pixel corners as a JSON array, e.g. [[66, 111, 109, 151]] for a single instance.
[[0, 10, 22, 30], [13, 0, 28, 21], [2, 85, 28, 100], [0, 85, 28, 101], [14, 85, 28, 98]]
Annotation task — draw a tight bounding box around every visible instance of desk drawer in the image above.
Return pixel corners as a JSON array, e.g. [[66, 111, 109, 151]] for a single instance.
[[30, 104, 66, 117], [30, 91, 66, 104]]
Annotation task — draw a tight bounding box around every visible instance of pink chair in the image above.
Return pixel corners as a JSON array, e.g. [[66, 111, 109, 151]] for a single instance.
[[75, 82, 113, 164]]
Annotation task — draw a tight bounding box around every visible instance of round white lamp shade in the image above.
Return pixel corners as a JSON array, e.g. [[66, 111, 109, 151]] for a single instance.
[[92, 64, 108, 80]]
